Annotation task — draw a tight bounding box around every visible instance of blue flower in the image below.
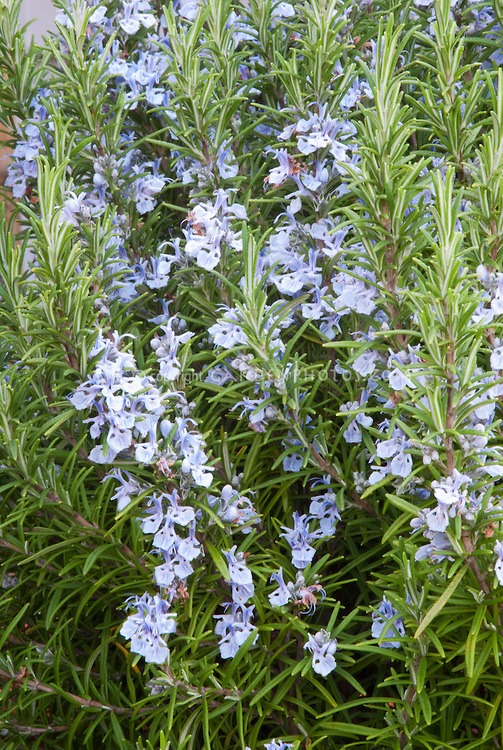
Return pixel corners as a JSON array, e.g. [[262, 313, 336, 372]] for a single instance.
[[223, 545, 253, 586], [371, 596, 405, 648], [207, 484, 260, 532], [120, 593, 176, 664], [304, 630, 337, 676], [280, 512, 321, 569], [214, 603, 257, 658], [268, 568, 293, 607], [494, 541, 503, 585], [118, 0, 156, 35]]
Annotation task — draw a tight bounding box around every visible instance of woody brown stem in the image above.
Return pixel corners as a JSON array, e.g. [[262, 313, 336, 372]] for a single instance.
[[0, 668, 149, 715], [461, 529, 490, 595], [309, 445, 381, 519]]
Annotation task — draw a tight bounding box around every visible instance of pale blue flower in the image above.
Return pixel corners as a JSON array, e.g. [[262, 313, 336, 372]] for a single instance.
[[280, 512, 320, 569], [494, 541, 503, 585], [268, 568, 293, 607], [371, 596, 404, 648], [120, 593, 176, 664], [304, 630, 337, 675], [214, 603, 257, 658], [223, 545, 253, 586]]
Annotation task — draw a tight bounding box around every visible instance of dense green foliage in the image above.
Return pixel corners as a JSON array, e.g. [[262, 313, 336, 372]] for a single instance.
[[1, 0, 503, 748]]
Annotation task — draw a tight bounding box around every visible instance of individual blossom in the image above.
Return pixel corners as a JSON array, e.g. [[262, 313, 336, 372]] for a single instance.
[[271, 1, 295, 18], [154, 550, 190, 588], [209, 299, 291, 357], [265, 148, 300, 188], [368, 423, 413, 484], [280, 512, 322, 569], [352, 347, 381, 377], [207, 484, 260, 532], [147, 489, 195, 547], [160, 411, 214, 488], [331, 264, 379, 316], [231, 581, 255, 606], [340, 395, 373, 445], [153, 542, 198, 596], [269, 569, 325, 613], [494, 541, 503, 585], [431, 470, 471, 506], [214, 603, 258, 659], [151, 316, 195, 382], [304, 629, 338, 676], [139, 493, 166, 535], [204, 364, 235, 385], [129, 162, 167, 214], [60, 189, 107, 226], [268, 247, 323, 297], [278, 103, 356, 171], [223, 545, 253, 587], [371, 596, 405, 648], [110, 43, 168, 106], [309, 478, 342, 538], [208, 306, 248, 348], [125, 249, 181, 295], [268, 568, 294, 607], [105, 468, 144, 512], [281, 413, 321, 474], [232, 396, 279, 433], [183, 189, 247, 271], [414, 469, 472, 535], [118, 0, 156, 34], [339, 71, 373, 109], [174, 0, 202, 20], [411, 508, 455, 563], [386, 348, 418, 390]]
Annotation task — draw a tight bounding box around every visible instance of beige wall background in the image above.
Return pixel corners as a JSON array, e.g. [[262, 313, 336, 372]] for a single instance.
[[19, 0, 56, 42]]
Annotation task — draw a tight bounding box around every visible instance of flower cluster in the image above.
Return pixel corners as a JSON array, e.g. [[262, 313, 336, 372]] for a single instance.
[[70, 331, 165, 464], [5, 91, 54, 198], [119, 593, 177, 664], [182, 190, 247, 272]]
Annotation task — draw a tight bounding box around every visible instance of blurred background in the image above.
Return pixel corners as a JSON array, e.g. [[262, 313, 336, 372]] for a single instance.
[[19, 0, 56, 42]]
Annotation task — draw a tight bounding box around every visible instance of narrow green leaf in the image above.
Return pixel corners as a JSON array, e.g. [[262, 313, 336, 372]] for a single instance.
[[320, 722, 369, 737], [482, 693, 501, 740], [43, 408, 75, 436], [386, 493, 420, 516], [201, 694, 210, 750], [414, 567, 467, 638], [416, 656, 428, 694], [382, 511, 414, 544], [465, 604, 487, 678], [205, 539, 229, 581], [0, 602, 30, 650], [465, 639, 494, 694], [417, 688, 433, 725]]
